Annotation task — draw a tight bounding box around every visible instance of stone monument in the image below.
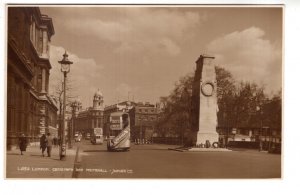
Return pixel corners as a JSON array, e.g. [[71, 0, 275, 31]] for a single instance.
[[190, 54, 219, 147]]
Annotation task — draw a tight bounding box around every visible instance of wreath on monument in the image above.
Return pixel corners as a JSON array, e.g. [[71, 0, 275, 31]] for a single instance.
[[212, 142, 219, 148], [201, 81, 215, 97]]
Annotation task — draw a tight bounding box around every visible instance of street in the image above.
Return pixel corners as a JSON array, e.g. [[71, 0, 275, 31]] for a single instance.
[[74, 139, 281, 179]]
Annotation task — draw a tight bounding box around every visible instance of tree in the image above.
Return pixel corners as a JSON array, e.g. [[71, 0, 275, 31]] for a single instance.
[[156, 73, 194, 143], [52, 77, 78, 137], [233, 81, 266, 128], [261, 90, 282, 130], [156, 65, 282, 146], [157, 67, 239, 143], [215, 66, 236, 130]]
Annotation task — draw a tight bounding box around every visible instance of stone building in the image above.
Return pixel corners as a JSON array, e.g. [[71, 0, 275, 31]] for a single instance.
[[72, 90, 104, 136], [70, 89, 159, 141], [7, 7, 57, 148], [103, 101, 159, 141], [130, 102, 159, 142], [103, 101, 135, 137]]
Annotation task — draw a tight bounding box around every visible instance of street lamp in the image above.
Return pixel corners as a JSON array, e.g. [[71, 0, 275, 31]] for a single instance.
[[256, 105, 263, 151], [70, 99, 81, 149], [222, 112, 228, 148], [139, 116, 143, 145], [58, 51, 73, 160]]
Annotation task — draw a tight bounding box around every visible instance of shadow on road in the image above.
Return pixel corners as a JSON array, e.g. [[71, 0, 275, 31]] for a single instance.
[[30, 154, 44, 157], [7, 153, 20, 155], [133, 148, 169, 151], [52, 158, 64, 161], [83, 150, 107, 153]]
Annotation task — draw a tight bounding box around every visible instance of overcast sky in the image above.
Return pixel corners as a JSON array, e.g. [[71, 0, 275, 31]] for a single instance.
[[40, 6, 282, 108]]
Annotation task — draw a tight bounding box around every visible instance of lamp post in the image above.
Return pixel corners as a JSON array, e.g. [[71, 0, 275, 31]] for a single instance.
[[139, 117, 143, 145], [223, 112, 228, 148], [58, 51, 73, 160], [256, 105, 263, 151], [70, 100, 81, 148]]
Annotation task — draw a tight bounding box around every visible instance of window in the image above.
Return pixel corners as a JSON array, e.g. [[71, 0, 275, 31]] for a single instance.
[[38, 29, 43, 55]]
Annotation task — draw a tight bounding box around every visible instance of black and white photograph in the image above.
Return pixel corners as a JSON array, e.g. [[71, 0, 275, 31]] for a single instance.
[[4, 4, 284, 179]]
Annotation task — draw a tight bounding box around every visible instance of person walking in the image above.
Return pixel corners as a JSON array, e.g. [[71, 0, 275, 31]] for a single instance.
[[45, 133, 54, 157], [40, 134, 47, 157], [53, 137, 58, 147], [18, 133, 27, 155]]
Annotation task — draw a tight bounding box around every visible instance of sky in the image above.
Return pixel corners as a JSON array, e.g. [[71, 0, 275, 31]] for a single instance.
[[40, 6, 282, 108]]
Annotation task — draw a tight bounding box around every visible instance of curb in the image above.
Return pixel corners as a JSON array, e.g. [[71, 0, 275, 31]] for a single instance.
[[72, 146, 82, 178]]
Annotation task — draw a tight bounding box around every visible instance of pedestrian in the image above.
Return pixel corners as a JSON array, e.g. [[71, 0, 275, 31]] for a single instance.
[[53, 137, 58, 147], [259, 139, 263, 151], [45, 133, 54, 157], [18, 133, 27, 155], [40, 134, 47, 157]]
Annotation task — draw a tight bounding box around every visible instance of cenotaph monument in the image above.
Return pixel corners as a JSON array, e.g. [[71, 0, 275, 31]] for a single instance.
[[190, 54, 219, 147]]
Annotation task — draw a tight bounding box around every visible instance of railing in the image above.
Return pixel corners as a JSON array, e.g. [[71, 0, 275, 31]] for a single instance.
[[152, 137, 186, 145]]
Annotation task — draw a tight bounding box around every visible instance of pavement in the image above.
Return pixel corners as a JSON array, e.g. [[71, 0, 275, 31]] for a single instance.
[[5, 142, 280, 179], [5, 145, 78, 179]]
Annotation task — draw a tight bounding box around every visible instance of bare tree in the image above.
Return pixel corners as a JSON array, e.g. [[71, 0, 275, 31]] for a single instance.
[[52, 77, 78, 136]]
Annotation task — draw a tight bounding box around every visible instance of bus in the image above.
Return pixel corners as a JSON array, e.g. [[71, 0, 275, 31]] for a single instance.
[[91, 128, 104, 145], [107, 112, 130, 152]]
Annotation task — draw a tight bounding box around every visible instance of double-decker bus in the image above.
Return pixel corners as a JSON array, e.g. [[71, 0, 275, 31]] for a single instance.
[[91, 128, 104, 145], [107, 112, 130, 152]]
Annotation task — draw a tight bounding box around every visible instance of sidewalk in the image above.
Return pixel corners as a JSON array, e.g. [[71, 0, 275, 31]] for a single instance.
[[5, 145, 78, 179]]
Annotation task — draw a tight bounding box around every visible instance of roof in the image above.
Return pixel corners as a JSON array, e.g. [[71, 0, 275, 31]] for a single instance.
[[110, 111, 128, 117]]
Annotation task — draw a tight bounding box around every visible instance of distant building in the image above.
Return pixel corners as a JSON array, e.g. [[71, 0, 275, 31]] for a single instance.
[[130, 102, 159, 142], [70, 90, 159, 141], [103, 101, 159, 141], [72, 89, 104, 136], [103, 101, 135, 136], [7, 7, 57, 149]]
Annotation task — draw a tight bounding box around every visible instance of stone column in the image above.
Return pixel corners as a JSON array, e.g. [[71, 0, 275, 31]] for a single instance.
[[190, 55, 219, 147], [32, 22, 36, 46], [41, 68, 46, 94], [42, 30, 48, 58]]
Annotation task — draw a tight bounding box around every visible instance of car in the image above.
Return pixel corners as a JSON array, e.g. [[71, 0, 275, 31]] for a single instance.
[[91, 135, 104, 145], [74, 135, 81, 142], [85, 133, 91, 140]]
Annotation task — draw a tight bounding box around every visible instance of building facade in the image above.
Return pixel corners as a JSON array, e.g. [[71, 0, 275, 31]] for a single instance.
[[72, 90, 104, 136], [70, 89, 159, 141], [7, 7, 57, 149], [130, 102, 159, 142], [103, 101, 135, 137], [103, 101, 159, 142]]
